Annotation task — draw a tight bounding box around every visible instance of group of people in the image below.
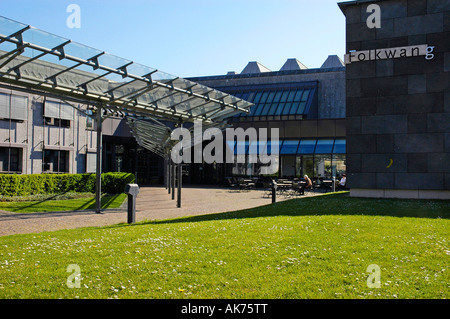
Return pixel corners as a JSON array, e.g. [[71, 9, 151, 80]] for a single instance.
[[298, 174, 346, 195]]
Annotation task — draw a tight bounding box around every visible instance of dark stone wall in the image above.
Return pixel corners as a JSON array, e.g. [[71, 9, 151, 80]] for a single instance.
[[340, 0, 450, 191]]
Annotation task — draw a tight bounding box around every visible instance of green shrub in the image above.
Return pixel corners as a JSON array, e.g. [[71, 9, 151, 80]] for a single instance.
[[0, 173, 135, 197]]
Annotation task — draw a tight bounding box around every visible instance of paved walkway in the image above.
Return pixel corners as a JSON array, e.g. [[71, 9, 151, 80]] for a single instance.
[[0, 186, 306, 237]]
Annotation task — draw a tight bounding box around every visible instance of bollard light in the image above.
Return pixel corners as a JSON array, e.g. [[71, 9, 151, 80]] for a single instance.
[[124, 183, 140, 224], [272, 180, 277, 203]]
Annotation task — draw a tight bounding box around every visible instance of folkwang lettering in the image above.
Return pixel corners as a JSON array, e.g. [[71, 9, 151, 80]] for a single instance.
[[345, 44, 434, 64]]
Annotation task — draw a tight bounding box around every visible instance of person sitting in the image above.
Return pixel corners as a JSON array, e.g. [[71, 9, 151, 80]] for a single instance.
[[299, 175, 312, 195], [337, 174, 346, 190]]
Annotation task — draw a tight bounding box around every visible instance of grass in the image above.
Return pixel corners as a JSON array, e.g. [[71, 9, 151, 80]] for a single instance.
[[0, 193, 127, 213], [0, 193, 448, 299]]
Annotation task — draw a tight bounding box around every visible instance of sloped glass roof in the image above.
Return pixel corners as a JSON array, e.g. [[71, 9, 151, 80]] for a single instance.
[[216, 82, 317, 120], [0, 16, 252, 123]]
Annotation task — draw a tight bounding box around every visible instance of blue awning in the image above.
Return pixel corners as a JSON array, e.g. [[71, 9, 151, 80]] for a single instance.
[[224, 138, 345, 156]]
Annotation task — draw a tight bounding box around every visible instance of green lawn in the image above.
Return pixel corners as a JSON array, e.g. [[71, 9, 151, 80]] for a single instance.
[[0, 193, 448, 299], [0, 193, 127, 213]]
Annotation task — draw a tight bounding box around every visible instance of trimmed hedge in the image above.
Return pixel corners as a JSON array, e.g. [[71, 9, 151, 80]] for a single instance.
[[0, 172, 135, 197]]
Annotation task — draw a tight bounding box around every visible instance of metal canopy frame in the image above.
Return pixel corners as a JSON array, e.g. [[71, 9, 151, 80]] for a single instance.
[[0, 16, 253, 213], [0, 16, 252, 123]]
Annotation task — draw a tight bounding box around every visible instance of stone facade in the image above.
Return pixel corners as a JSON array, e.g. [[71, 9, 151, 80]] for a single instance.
[[0, 85, 97, 174], [339, 0, 450, 199]]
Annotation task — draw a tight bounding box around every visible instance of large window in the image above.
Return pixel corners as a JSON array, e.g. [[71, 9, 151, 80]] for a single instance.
[[44, 100, 74, 128], [0, 147, 22, 173], [86, 109, 94, 129], [225, 83, 317, 120], [332, 154, 346, 178], [300, 155, 314, 178], [314, 154, 332, 179], [227, 138, 346, 178], [43, 150, 69, 173], [281, 155, 296, 177], [0, 93, 28, 121]]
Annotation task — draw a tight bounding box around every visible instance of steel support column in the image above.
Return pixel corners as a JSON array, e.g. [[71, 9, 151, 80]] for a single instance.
[[95, 105, 103, 214], [171, 162, 175, 200], [168, 159, 171, 194], [177, 121, 183, 208], [177, 162, 182, 208]]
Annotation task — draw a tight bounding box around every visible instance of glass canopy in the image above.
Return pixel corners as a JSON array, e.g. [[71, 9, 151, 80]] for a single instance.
[[0, 16, 252, 123]]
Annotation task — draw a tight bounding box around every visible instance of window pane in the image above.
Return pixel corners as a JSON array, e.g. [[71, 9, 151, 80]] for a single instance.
[[275, 103, 286, 116], [273, 91, 283, 103], [315, 154, 332, 179], [296, 101, 307, 114], [44, 100, 60, 118], [280, 140, 300, 154], [249, 103, 262, 116], [301, 155, 314, 178], [289, 102, 300, 115], [0, 93, 10, 119], [86, 109, 94, 129], [253, 103, 266, 116], [86, 152, 97, 173], [266, 92, 276, 104], [333, 139, 346, 154], [301, 89, 311, 101], [59, 151, 68, 172], [294, 90, 304, 102], [279, 91, 290, 102], [252, 92, 263, 104], [332, 154, 346, 177], [287, 90, 296, 102], [260, 103, 272, 116], [259, 92, 269, 104], [282, 102, 293, 115], [10, 95, 28, 121], [246, 92, 256, 102], [0, 147, 8, 171], [267, 102, 280, 116], [281, 155, 296, 177], [60, 103, 74, 120], [315, 139, 334, 154], [298, 139, 316, 154]]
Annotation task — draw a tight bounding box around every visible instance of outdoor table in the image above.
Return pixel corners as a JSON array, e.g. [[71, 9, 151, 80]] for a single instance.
[[322, 180, 334, 192], [276, 182, 293, 194]]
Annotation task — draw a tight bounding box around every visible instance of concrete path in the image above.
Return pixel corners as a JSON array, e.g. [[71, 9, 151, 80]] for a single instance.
[[0, 186, 300, 237]]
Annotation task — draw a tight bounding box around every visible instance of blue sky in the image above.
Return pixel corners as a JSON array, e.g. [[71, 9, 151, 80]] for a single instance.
[[0, 0, 348, 78]]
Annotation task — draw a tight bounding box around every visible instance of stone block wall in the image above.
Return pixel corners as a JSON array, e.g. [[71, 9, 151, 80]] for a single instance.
[[339, 0, 450, 198]]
